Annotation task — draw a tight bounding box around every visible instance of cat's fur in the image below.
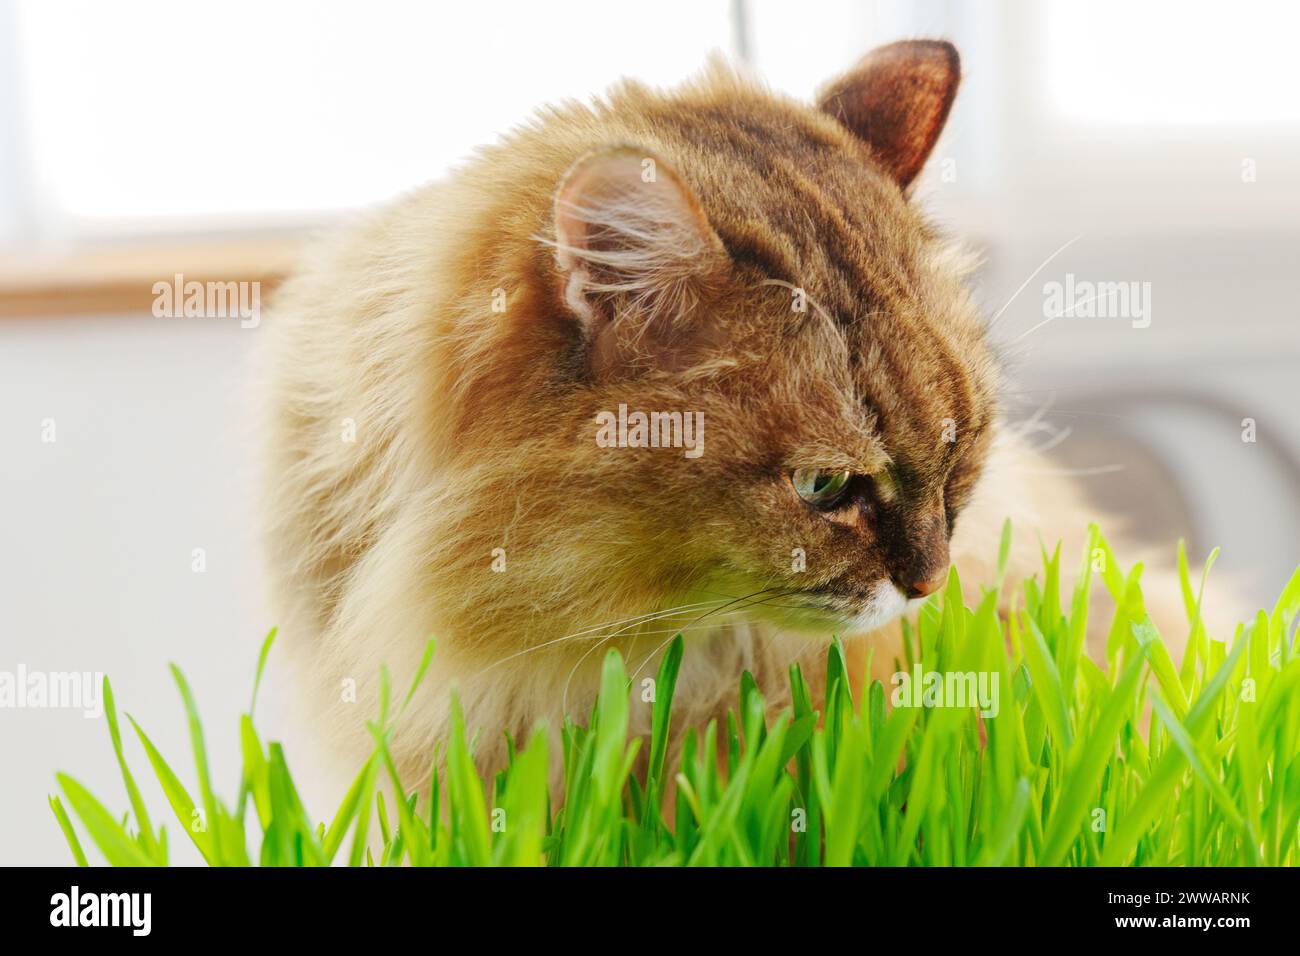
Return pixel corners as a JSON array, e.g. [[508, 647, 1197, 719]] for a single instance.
[[261, 41, 1193, 786]]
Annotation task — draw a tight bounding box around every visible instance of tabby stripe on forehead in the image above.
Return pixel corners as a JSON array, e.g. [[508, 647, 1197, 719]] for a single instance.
[[774, 169, 977, 468], [663, 108, 861, 286], [767, 159, 910, 300], [763, 164, 984, 448], [752, 165, 938, 442], [716, 227, 803, 298], [783, 175, 983, 459]]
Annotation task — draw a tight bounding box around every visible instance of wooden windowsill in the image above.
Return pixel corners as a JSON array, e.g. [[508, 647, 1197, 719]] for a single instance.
[[0, 235, 306, 318]]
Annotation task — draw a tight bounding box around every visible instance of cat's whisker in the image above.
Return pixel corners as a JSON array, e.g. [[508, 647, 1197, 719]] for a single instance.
[[690, 586, 834, 613], [1002, 391, 1058, 440], [1022, 464, 1125, 477], [473, 599, 734, 678], [1012, 288, 1120, 343], [627, 584, 875, 695], [627, 623, 731, 685], [989, 233, 1082, 327], [626, 587, 812, 682], [625, 616, 770, 683], [546, 600, 727, 642], [1003, 399, 1077, 456], [1027, 424, 1073, 454], [559, 586, 793, 715]]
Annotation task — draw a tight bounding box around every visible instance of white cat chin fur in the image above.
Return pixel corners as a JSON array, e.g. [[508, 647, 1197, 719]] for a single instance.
[[832, 581, 913, 637]]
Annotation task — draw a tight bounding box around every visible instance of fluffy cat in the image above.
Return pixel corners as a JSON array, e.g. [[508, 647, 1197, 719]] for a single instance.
[[261, 40, 1194, 787]]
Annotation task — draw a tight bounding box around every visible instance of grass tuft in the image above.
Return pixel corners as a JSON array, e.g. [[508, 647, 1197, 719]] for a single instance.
[[51, 525, 1300, 866]]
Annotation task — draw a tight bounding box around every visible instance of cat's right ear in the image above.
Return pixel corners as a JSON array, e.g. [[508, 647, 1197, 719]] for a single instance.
[[551, 147, 727, 374], [817, 40, 960, 190]]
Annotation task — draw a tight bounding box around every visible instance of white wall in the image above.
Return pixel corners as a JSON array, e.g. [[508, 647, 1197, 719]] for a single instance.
[[0, 315, 292, 865]]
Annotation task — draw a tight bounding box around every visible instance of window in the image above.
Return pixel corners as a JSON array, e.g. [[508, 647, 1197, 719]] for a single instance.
[[7, 0, 736, 241], [1044, 0, 1300, 126]]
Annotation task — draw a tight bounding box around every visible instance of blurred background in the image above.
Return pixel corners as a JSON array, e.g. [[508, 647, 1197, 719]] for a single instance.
[[2, 0, 1298, 864]]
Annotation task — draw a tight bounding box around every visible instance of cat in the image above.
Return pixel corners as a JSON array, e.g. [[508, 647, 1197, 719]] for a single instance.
[[260, 40, 1196, 788]]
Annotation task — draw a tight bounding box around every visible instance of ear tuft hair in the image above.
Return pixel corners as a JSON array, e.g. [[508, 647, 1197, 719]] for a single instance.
[[550, 147, 724, 335]]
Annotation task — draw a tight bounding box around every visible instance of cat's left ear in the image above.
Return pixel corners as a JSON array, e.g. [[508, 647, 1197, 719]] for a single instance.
[[818, 40, 960, 190], [551, 147, 727, 374]]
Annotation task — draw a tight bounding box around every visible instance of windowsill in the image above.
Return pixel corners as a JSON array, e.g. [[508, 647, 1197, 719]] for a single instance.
[[0, 234, 306, 318]]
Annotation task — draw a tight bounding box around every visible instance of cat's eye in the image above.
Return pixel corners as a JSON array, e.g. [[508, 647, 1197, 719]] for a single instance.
[[791, 468, 851, 508]]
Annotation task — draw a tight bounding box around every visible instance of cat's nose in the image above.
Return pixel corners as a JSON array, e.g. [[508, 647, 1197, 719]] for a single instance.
[[885, 506, 949, 599], [903, 572, 945, 600]]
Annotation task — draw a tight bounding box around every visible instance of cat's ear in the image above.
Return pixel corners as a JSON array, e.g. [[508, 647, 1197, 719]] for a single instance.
[[551, 147, 726, 373], [817, 40, 959, 190]]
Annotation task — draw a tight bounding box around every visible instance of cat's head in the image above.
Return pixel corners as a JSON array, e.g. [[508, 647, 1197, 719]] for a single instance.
[[523, 41, 998, 637]]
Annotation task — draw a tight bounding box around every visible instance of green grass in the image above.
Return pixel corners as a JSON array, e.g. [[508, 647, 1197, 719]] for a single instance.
[[51, 523, 1300, 866]]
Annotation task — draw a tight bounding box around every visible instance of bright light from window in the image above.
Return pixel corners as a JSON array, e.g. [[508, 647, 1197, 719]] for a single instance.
[[14, 0, 734, 232], [1045, 0, 1300, 126]]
